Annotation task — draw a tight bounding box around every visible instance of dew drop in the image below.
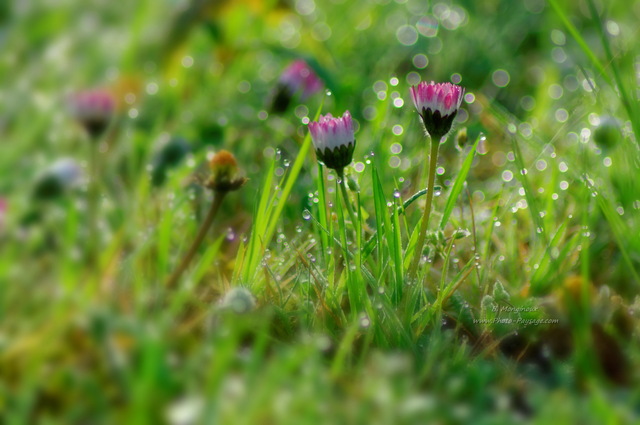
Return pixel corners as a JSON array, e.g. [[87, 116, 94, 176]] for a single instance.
[[360, 315, 371, 328]]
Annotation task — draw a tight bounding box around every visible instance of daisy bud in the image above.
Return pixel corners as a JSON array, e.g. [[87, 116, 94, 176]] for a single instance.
[[410, 81, 465, 140], [68, 89, 116, 139], [206, 150, 247, 193], [271, 59, 323, 112], [308, 111, 356, 171]]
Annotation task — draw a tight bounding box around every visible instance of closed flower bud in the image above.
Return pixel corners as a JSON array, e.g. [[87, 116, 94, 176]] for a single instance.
[[410, 81, 465, 140], [309, 111, 356, 171], [68, 89, 116, 139], [206, 150, 247, 192], [453, 228, 470, 239]]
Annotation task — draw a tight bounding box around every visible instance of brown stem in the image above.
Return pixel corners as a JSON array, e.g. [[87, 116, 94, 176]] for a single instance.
[[166, 191, 227, 288]]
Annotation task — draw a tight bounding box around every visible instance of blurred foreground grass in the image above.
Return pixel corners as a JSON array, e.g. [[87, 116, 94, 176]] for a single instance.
[[1, 0, 639, 423]]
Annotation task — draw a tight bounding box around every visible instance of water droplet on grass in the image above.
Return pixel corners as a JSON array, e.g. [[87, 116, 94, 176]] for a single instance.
[[360, 315, 371, 328]]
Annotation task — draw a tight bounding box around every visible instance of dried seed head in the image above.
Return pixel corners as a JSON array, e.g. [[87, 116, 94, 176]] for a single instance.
[[206, 150, 247, 192]]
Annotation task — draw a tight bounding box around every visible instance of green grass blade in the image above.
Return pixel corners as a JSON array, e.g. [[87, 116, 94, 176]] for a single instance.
[[439, 134, 481, 229]]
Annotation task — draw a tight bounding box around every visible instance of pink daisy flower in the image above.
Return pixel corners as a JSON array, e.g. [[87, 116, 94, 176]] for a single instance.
[[308, 111, 355, 171], [410, 81, 464, 139]]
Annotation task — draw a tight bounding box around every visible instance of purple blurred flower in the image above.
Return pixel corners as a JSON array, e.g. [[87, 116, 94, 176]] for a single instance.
[[308, 111, 355, 171], [68, 89, 116, 139], [410, 81, 464, 139], [271, 60, 323, 112], [280, 60, 323, 100]]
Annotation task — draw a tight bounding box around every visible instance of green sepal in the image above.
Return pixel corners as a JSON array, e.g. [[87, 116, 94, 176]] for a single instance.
[[315, 140, 356, 170]]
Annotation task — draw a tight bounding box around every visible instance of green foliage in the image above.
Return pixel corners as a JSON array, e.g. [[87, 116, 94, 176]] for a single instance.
[[1, 0, 639, 423]]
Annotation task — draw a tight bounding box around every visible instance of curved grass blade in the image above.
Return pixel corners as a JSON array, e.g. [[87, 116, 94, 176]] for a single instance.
[[439, 134, 481, 229]]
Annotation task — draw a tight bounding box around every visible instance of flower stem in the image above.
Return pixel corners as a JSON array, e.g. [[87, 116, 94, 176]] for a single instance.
[[166, 191, 227, 288], [408, 134, 441, 280], [88, 141, 100, 266], [337, 167, 364, 311]]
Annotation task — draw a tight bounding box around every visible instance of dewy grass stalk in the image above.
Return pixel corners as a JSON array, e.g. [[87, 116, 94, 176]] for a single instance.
[[337, 167, 365, 310], [315, 162, 330, 265], [336, 168, 358, 238]]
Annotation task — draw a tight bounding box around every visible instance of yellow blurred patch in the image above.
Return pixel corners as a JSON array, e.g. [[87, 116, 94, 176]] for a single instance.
[[561, 274, 595, 305], [110, 75, 144, 110]]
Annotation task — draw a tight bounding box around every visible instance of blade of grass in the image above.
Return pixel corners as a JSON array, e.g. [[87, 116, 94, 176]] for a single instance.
[[511, 136, 548, 244], [242, 160, 275, 283], [547, 0, 610, 85], [587, 180, 640, 285], [586, 0, 640, 145], [263, 102, 324, 250], [315, 163, 329, 264], [439, 133, 481, 229]]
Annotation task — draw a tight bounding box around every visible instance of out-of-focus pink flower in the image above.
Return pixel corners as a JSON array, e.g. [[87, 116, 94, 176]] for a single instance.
[[279, 60, 323, 100], [410, 81, 464, 139], [68, 89, 116, 139], [308, 111, 355, 171], [271, 60, 324, 112]]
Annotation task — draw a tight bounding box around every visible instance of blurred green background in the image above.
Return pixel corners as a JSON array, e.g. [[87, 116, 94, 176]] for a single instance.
[[1, 0, 639, 423]]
